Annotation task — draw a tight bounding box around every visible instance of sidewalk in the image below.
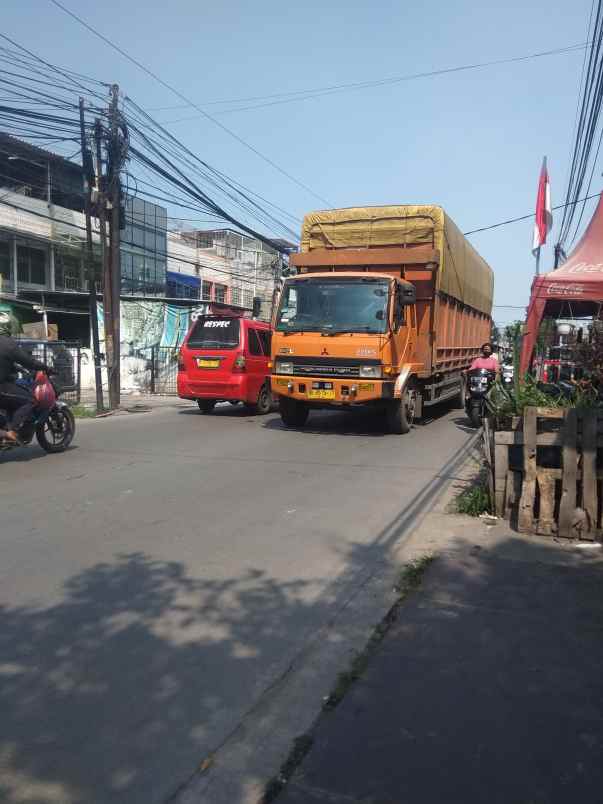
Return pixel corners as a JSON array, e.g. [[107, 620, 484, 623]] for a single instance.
[[277, 518, 603, 804], [77, 391, 192, 411]]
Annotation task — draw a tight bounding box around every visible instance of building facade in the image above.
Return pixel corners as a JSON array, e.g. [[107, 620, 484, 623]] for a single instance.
[[0, 135, 287, 349]]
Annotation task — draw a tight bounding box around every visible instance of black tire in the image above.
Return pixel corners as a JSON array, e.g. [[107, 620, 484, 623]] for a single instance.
[[279, 396, 309, 427], [386, 385, 416, 434], [251, 383, 272, 415], [453, 376, 466, 409], [197, 399, 216, 414], [468, 403, 482, 428], [35, 406, 75, 453]]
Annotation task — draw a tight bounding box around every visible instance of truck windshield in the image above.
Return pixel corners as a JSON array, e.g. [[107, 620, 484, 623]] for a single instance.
[[276, 279, 389, 334]]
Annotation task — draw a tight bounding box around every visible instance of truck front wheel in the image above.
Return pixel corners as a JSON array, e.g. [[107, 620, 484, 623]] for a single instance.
[[386, 386, 416, 434], [279, 396, 309, 428]]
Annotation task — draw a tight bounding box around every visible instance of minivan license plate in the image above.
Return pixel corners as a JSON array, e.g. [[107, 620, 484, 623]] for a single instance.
[[197, 358, 220, 368]]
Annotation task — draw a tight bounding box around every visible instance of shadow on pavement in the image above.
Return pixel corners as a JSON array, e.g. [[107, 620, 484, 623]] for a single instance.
[[0, 437, 479, 804], [0, 554, 326, 804], [177, 403, 276, 419], [450, 415, 480, 434], [263, 399, 468, 438], [0, 444, 78, 465], [279, 534, 603, 804]]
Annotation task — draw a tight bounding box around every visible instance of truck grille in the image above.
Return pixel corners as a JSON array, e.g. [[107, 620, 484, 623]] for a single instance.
[[295, 363, 360, 378], [284, 357, 379, 379]]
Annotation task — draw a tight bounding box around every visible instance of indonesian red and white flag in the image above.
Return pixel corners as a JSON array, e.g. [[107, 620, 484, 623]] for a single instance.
[[532, 157, 552, 255]]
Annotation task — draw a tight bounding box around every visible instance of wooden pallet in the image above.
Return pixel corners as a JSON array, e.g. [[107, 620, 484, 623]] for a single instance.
[[488, 407, 601, 540]]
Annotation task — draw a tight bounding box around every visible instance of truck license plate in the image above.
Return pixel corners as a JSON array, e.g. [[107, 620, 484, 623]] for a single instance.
[[309, 389, 335, 400]]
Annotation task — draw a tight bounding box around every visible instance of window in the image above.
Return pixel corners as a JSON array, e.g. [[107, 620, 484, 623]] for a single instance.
[[187, 317, 240, 349], [231, 286, 242, 306], [202, 280, 213, 301], [258, 329, 272, 356], [215, 283, 227, 304], [17, 245, 46, 285], [0, 241, 10, 280], [243, 290, 253, 309], [55, 252, 81, 290], [247, 327, 263, 356]]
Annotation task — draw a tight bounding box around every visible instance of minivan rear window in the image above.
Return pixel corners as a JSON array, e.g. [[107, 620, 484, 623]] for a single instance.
[[187, 317, 240, 349]]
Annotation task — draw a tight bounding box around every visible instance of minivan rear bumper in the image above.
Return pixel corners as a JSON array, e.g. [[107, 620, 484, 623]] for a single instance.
[[178, 372, 249, 401]]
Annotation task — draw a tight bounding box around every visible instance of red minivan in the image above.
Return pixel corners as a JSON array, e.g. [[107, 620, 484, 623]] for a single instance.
[[178, 315, 273, 414]]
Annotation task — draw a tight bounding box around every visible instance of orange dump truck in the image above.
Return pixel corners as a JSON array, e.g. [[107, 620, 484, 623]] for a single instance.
[[270, 205, 494, 433]]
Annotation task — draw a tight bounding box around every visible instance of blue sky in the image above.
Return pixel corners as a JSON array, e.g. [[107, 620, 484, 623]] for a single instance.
[[4, 0, 595, 325]]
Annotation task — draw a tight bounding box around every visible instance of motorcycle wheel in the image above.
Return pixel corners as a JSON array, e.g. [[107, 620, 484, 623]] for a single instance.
[[468, 404, 483, 429], [36, 406, 75, 453]]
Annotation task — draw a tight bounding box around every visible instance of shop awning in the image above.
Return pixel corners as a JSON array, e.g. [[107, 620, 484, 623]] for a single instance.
[[520, 192, 603, 374]]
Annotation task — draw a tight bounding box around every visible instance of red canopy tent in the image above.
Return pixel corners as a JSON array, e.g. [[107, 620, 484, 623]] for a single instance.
[[520, 192, 603, 374]]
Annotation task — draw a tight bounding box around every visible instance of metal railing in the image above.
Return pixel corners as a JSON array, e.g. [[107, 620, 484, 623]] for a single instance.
[[15, 339, 82, 404], [148, 346, 179, 395]]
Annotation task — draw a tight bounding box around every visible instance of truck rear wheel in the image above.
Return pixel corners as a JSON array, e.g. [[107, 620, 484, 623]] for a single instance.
[[453, 376, 466, 409], [386, 385, 416, 434], [279, 396, 309, 428]]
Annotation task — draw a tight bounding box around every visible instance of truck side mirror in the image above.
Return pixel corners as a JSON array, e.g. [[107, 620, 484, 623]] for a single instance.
[[393, 294, 404, 332], [393, 285, 415, 331], [252, 296, 262, 318], [400, 285, 416, 304]]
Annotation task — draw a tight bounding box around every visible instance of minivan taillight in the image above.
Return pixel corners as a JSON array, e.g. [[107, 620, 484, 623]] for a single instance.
[[177, 349, 185, 371], [233, 353, 246, 372]]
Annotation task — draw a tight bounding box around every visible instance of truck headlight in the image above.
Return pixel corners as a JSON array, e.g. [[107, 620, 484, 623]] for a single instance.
[[359, 365, 381, 378], [275, 361, 294, 375]]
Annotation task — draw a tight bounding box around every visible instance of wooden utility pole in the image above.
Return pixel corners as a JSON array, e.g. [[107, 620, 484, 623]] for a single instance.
[[94, 118, 113, 406], [108, 84, 121, 409], [79, 98, 104, 412]]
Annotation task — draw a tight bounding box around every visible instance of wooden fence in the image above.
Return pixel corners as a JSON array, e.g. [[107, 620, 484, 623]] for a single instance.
[[484, 407, 602, 540]]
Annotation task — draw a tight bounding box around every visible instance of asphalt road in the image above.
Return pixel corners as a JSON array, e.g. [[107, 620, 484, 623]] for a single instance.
[[0, 400, 475, 804]]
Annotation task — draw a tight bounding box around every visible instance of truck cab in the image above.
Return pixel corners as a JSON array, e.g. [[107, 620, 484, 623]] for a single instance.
[[271, 271, 419, 432]]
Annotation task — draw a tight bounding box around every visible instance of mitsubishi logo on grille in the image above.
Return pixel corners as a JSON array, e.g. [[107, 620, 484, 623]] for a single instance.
[[321, 347, 329, 356]]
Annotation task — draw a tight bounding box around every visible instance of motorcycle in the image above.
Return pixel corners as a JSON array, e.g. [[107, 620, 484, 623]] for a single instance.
[[465, 368, 496, 428], [501, 363, 514, 390], [0, 372, 75, 454]]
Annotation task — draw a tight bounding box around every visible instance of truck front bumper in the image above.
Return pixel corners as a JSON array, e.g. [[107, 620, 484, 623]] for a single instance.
[[271, 374, 395, 404]]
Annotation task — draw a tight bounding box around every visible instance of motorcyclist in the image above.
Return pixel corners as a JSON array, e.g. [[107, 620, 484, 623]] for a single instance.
[[0, 334, 53, 443], [470, 342, 500, 374]]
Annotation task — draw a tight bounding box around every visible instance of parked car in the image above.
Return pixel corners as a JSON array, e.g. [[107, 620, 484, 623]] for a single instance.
[[177, 315, 273, 414]]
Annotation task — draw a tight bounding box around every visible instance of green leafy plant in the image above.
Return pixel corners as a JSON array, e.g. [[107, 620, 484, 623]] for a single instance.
[[456, 482, 491, 516], [68, 404, 98, 418], [486, 376, 564, 419]]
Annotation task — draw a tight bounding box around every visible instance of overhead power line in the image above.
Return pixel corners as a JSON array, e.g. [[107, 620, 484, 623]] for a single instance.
[[49, 0, 334, 208], [557, 1, 603, 249], [0, 35, 301, 248], [154, 42, 590, 123], [463, 191, 600, 236]]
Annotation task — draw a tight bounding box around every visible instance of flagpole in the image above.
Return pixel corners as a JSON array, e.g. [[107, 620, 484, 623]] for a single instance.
[[535, 246, 540, 277]]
